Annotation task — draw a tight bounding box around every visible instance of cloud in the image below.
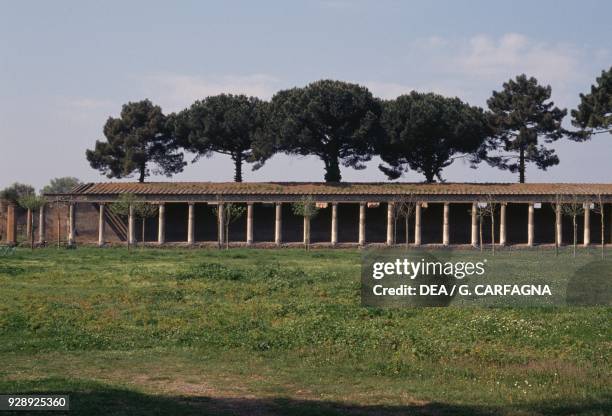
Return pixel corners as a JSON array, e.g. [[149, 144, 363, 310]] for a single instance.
[[457, 33, 579, 86], [140, 73, 282, 112], [404, 33, 608, 107]]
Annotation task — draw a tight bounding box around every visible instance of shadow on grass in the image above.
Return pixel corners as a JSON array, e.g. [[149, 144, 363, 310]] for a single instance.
[[1, 378, 610, 416]]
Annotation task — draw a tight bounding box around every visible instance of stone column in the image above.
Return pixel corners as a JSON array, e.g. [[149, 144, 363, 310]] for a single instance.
[[127, 205, 136, 244], [555, 204, 562, 246], [331, 203, 338, 245], [303, 216, 310, 246], [68, 203, 76, 245], [157, 204, 165, 245], [414, 203, 422, 247], [187, 203, 195, 245], [246, 203, 254, 245], [358, 203, 366, 246], [26, 208, 32, 240], [442, 202, 450, 246], [471, 202, 478, 247], [98, 204, 105, 246], [583, 202, 590, 247], [386, 202, 395, 246], [6, 203, 16, 245], [499, 203, 507, 246], [527, 203, 534, 247], [274, 202, 282, 246], [38, 204, 45, 244], [218, 203, 225, 246]]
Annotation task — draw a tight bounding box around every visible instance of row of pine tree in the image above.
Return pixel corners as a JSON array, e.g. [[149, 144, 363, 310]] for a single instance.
[[86, 68, 611, 184]]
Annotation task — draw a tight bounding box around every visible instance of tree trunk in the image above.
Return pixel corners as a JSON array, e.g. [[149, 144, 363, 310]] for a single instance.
[[233, 153, 243, 182], [141, 218, 145, 249], [225, 220, 229, 250], [323, 157, 341, 182], [394, 217, 398, 246], [405, 215, 410, 251], [479, 217, 483, 252], [519, 147, 525, 183], [554, 204, 559, 257], [304, 216, 311, 251], [491, 211, 495, 256], [30, 219, 35, 251], [601, 201, 605, 260], [424, 170, 435, 183], [138, 164, 146, 183], [572, 215, 577, 258], [56, 205, 61, 249]]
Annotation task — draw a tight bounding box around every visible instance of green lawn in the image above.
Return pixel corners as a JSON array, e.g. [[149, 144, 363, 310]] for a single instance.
[[0, 247, 610, 415]]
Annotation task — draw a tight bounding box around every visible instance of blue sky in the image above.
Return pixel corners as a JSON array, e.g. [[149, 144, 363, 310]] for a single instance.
[[1, 0, 610, 189]]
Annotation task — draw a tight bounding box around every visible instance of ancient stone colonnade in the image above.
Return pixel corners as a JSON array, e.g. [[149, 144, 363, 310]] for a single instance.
[[3, 182, 612, 247]]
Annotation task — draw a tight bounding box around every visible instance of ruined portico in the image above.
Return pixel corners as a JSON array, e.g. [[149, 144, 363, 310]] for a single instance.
[[3, 182, 612, 248]]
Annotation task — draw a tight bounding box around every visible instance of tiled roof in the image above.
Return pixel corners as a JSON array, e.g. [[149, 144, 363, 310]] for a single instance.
[[58, 182, 612, 196]]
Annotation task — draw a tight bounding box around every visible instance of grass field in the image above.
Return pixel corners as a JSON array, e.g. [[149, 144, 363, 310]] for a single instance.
[[0, 247, 610, 415]]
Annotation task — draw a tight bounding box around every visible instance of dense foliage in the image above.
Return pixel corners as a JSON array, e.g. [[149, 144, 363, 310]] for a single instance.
[[572, 66, 612, 138], [173, 94, 267, 182], [41, 177, 82, 194], [486, 74, 567, 183], [0, 182, 35, 203], [378, 92, 491, 182], [85, 70, 610, 183], [86, 100, 185, 182], [252, 80, 383, 182]]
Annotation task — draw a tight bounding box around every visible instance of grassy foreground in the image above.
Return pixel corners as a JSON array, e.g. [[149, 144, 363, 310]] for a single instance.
[[0, 247, 610, 415]]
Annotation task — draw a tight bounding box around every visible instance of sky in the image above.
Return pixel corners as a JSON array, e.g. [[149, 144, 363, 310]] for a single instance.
[[0, 0, 610, 190]]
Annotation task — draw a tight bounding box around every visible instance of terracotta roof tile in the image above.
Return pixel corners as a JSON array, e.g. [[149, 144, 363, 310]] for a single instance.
[[54, 182, 612, 196]]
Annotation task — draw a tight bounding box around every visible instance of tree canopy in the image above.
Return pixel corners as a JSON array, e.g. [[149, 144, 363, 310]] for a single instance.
[[378, 92, 491, 183], [173, 94, 266, 182], [252, 80, 383, 182], [571, 66, 612, 138], [486, 74, 567, 183], [0, 182, 35, 203], [41, 177, 82, 194], [86, 100, 185, 182]]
